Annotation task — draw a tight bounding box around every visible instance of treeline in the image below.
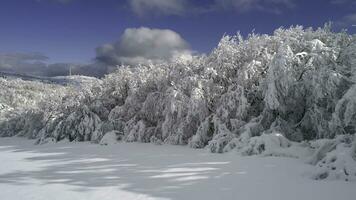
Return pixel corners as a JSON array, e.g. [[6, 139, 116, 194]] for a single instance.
[[0, 25, 355, 181]]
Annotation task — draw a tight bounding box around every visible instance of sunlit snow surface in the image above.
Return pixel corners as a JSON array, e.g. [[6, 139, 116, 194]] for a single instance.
[[0, 137, 355, 200]]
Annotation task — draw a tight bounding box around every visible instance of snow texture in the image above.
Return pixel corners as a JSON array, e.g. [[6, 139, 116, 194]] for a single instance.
[[1, 137, 356, 200]]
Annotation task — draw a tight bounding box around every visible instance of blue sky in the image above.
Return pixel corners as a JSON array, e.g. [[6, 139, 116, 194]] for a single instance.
[[0, 0, 355, 76]]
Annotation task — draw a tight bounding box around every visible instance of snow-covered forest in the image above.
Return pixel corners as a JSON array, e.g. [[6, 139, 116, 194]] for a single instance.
[[1, 25, 356, 182]]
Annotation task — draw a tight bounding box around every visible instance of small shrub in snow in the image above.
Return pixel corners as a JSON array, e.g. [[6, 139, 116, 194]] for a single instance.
[[38, 137, 57, 145], [150, 135, 163, 145], [207, 129, 235, 153], [100, 131, 123, 145], [306, 135, 356, 181], [239, 132, 291, 156], [311, 137, 356, 181]]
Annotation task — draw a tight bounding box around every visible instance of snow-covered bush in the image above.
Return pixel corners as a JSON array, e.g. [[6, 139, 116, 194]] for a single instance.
[[238, 133, 291, 156], [0, 76, 103, 143], [100, 130, 123, 145], [309, 135, 356, 181], [1, 24, 355, 181], [0, 78, 69, 138], [330, 85, 356, 136], [189, 116, 214, 148]]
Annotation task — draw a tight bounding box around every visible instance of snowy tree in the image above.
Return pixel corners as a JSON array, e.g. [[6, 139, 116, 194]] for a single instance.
[[1, 24, 355, 181]]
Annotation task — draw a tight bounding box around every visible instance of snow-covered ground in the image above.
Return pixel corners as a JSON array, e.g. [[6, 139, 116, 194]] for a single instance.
[[0, 137, 355, 200]]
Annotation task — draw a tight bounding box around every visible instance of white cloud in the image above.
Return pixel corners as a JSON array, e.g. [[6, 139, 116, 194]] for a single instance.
[[330, 0, 355, 4], [128, 0, 188, 16], [0, 28, 192, 77], [344, 13, 356, 23], [35, 0, 74, 3], [329, 1, 356, 27], [345, 13, 356, 22], [127, 0, 295, 16], [335, 13, 356, 28], [215, 0, 295, 14], [95, 27, 191, 66]]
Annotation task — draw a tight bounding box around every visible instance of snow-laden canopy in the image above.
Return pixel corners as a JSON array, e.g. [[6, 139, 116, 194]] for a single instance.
[[1, 24, 355, 181]]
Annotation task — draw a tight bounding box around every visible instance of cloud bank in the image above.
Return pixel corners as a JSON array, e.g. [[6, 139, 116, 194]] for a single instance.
[[1, 27, 192, 77], [0, 52, 102, 77], [0, 53, 50, 77]]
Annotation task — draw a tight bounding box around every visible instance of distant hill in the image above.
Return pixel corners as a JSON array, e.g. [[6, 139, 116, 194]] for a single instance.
[[0, 71, 101, 86], [0, 71, 56, 84]]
